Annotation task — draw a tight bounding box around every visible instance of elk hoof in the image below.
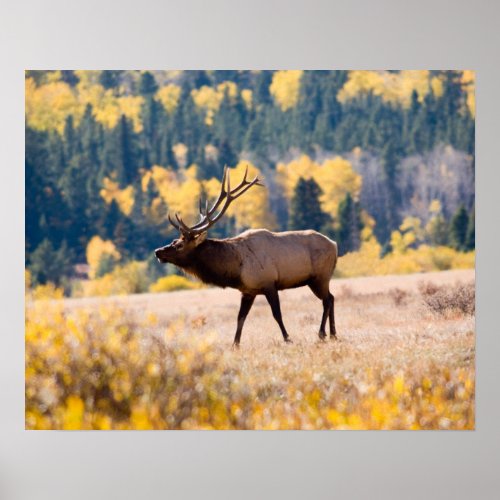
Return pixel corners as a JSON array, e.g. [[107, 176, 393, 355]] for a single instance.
[[284, 338, 293, 344], [318, 332, 327, 341], [330, 334, 338, 341], [231, 342, 240, 350]]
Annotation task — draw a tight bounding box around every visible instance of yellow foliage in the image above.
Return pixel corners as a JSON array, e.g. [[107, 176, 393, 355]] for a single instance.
[[149, 275, 203, 293], [150, 164, 202, 225], [390, 216, 424, 254], [31, 283, 65, 301], [269, 70, 303, 111], [210, 161, 275, 230], [142, 162, 274, 232], [191, 81, 239, 125], [26, 71, 145, 133], [77, 79, 144, 132], [86, 236, 121, 279], [25, 77, 81, 133], [100, 177, 135, 215], [430, 76, 444, 98], [276, 154, 362, 219], [25, 269, 32, 293], [81, 261, 149, 297], [338, 70, 438, 108], [156, 84, 181, 114], [241, 89, 253, 109], [172, 143, 189, 168], [337, 243, 475, 278], [25, 300, 474, 430], [429, 199, 442, 214], [461, 70, 475, 117]]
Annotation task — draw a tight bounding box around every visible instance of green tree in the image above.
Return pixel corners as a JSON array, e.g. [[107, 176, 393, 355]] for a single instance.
[[103, 115, 139, 185], [289, 177, 330, 231], [466, 208, 475, 250], [139, 71, 158, 96], [28, 239, 74, 287], [449, 205, 469, 250], [337, 192, 362, 255], [99, 70, 121, 90]]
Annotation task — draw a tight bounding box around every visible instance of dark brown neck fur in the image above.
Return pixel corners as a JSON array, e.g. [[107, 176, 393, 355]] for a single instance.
[[182, 239, 243, 289]]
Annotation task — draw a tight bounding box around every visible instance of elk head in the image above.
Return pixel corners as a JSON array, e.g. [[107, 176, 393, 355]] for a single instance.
[[154, 166, 263, 265]]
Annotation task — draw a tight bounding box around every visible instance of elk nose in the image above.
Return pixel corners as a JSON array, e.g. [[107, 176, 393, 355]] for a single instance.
[[154, 248, 162, 258]]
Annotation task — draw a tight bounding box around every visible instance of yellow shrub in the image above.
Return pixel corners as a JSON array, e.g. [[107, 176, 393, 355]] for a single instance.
[[31, 283, 65, 301], [337, 244, 475, 278], [82, 261, 149, 297], [150, 275, 203, 293], [25, 302, 474, 430]]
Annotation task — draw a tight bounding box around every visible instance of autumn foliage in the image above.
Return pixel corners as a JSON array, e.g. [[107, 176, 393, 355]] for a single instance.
[[25, 271, 474, 430]]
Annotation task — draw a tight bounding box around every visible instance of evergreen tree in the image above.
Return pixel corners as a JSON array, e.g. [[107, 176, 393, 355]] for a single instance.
[[217, 139, 238, 169], [99, 70, 121, 90], [101, 200, 122, 240], [449, 205, 469, 250], [337, 193, 362, 255], [103, 115, 139, 185], [139, 71, 158, 96], [289, 177, 330, 231], [465, 208, 475, 250], [28, 239, 74, 287], [254, 71, 273, 106]]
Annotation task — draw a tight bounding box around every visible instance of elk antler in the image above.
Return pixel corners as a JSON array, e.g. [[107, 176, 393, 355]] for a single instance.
[[167, 165, 264, 238]]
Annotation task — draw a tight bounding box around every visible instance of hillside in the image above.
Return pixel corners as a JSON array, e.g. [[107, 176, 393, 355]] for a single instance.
[[25, 70, 475, 294]]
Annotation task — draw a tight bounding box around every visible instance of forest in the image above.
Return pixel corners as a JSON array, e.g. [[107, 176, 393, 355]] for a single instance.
[[25, 70, 475, 295]]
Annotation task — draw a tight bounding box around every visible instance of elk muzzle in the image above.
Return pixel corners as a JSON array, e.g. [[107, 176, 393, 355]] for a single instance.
[[155, 245, 172, 263]]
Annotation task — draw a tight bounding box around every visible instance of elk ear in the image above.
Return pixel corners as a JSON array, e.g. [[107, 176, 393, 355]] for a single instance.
[[194, 231, 207, 246]]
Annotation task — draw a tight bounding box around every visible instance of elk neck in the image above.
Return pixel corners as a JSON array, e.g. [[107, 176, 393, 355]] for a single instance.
[[183, 238, 243, 289]]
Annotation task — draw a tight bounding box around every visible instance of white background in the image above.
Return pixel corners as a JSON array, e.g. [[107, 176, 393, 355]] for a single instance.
[[0, 1, 498, 499]]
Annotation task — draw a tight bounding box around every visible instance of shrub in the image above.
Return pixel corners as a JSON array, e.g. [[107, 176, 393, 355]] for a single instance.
[[31, 282, 65, 301], [82, 261, 150, 297], [388, 287, 409, 307], [419, 281, 475, 316], [25, 304, 234, 430], [149, 275, 203, 293], [336, 243, 475, 278]]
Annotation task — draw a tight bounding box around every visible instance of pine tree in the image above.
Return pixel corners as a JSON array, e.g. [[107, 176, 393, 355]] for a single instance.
[[254, 71, 273, 106], [449, 205, 469, 250], [289, 177, 330, 231], [104, 115, 139, 185], [465, 208, 475, 250], [139, 71, 158, 96], [337, 193, 362, 255], [28, 239, 73, 287], [217, 139, 238, 169], [101, 199, 122, 240]]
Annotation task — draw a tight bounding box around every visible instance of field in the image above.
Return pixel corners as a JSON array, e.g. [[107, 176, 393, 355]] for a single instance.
[[26, 269, 475, 430]]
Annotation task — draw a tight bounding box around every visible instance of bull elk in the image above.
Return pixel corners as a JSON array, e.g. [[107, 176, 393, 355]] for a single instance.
[[155, 166, 338, 346]]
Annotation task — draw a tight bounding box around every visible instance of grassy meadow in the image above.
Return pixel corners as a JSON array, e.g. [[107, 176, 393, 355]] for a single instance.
[[26, 269, 475, 430]]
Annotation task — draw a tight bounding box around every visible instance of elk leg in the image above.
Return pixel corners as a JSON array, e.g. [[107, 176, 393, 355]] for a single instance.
[[308, 280, 331, 340], [318, 296, 330, 340], [329, 292, 337, 339], [264, 288, 292, 343], [233, 294, 255, 347]]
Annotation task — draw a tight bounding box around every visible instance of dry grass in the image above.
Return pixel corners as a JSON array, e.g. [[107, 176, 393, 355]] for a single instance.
[[26, 269, 475, 430]]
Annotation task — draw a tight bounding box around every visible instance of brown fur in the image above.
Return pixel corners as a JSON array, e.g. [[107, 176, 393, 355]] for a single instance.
[[155, 228, 338, 345]]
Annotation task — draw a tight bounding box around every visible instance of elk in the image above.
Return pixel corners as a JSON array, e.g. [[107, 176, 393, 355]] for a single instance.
[[155, 166, 338, 347]]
